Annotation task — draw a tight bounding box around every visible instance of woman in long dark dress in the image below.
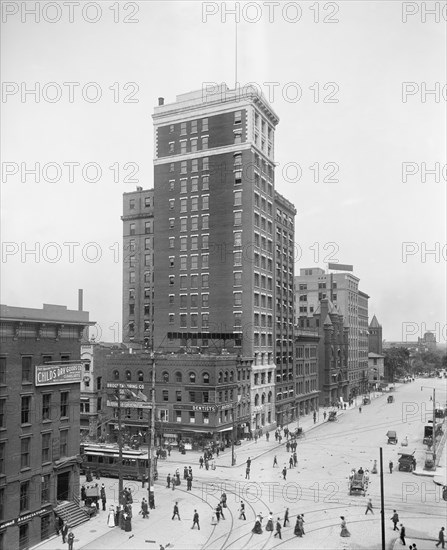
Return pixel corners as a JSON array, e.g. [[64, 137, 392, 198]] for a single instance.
[[265, 513, 274, 532], [340, 516, 351, 537], [252, 519, 263, 534], [294, 515, 303, 537]]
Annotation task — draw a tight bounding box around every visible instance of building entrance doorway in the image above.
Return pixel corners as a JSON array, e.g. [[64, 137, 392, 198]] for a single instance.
[[57, 471, 70, 501]]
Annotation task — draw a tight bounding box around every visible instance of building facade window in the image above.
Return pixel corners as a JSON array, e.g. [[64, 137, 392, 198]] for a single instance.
[[60, 430, 68, 458], [22, 356, 32, 383], [21, 396, 31, 424]]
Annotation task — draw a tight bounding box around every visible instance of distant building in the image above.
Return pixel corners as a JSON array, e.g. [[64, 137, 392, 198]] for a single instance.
[[383, 332, 436, 354], [0, 299, 92, 550], [295, 267, 364, 397], [358, 291, 370, 394], [419, 331, 436, 352], [121, 187, 154, 348], [298, 299, 349, 406], [368, 352, 385, 386], [368, 314, 383, 354], [294, 329, 320, 417]]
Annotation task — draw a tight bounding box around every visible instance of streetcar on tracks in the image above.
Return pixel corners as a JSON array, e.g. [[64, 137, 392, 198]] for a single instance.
[[80, 443, 158, 481]]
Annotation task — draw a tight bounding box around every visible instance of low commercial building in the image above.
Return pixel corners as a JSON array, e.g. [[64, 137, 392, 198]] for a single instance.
[[0, 300, 92, 550]]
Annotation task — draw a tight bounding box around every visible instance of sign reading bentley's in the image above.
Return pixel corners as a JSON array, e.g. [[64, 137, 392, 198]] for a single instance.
[[35, 363, 82, 386]]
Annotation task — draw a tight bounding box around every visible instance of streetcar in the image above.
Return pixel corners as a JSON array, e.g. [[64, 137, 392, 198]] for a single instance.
[[80, 443, 158, 481]]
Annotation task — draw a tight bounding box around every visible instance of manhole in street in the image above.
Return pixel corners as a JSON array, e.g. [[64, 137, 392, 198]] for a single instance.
[[90, 530, 97, 533]]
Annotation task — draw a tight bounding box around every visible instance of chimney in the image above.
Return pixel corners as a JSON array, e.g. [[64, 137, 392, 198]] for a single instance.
[[78, 289, 83, 311], [158, 97, 164, 106]]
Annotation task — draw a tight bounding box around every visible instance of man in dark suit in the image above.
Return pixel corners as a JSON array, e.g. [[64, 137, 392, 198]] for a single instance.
[[61, 522, 69, 544], [400, 524, 406, 546]]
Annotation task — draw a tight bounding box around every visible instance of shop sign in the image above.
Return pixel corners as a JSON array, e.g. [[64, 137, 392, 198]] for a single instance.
[[192, 405, 217, 412], [220, 403, 234, 411], [0, 504, 53, 529], [107, 400, 152, 409], [106, 383, 145, 390], [35, 363, 82, 386]]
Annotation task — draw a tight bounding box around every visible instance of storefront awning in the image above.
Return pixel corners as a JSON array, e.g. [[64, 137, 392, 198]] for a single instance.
[[216, 426, 233, 432]]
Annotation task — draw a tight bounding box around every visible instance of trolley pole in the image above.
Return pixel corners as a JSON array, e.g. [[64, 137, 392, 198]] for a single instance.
[[379, 447, 385, 550], [148, 351, 156, 508]]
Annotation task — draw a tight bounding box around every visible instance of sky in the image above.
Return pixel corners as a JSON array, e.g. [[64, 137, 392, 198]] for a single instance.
[[1, 0, 446, 344]]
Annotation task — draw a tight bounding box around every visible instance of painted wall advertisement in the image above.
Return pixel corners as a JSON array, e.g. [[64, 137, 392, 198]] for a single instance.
[[35, 363, 83, 386]]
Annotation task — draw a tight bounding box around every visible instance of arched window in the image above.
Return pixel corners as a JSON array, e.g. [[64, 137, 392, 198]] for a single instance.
[[202, 372, 210, 384], [255, 394, 260, 406], [261, 392, 266, 404], [162, 371, 169, 383], [113, 370, 119, 381], [229, 371, 234, 382], [268, 391, 272, 403], [175, 371, 182, 383], [189, 372, 196, 383], [125, 370, 131, 381], [138, 371, 144, 382], [224, 371, 228, 383], [218, 371, 223, 384]]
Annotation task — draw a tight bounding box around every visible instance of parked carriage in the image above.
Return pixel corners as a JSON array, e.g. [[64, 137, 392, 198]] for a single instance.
[[349, 472, 367, 496]]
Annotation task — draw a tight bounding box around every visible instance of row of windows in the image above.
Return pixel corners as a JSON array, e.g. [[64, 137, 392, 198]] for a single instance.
[[173, 313, 209, 328], [170, 157, 209, 174], [253, 313, 273, 328], [159, 370, 236, 384], [171, 196, 213, 213], [169, 136, 208, 155], [253, 233, 273, 252], [253, 333, 274, 347], [171, 118, 208, 135], [254, 193, 273, 214], [129, 254, 152, 267], [169, 273, 210, 289], [176, 293, 209, 308], [112, 370, 145, 382], [275, 208, 294, 229], [254, 212, 273, 234], [128, 195, 151, 210], [254, 174, 273, 197], [129, 221, 152, 236], [170, 175, 209, 193]]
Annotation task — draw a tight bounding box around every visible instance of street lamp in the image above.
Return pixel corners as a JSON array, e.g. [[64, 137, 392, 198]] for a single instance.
[[231, 394, 242, 466]]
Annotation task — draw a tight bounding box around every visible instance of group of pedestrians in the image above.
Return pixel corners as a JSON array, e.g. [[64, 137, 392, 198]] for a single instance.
[[250, 508, 306, 540], [199, 454, 216, 471], [166, 469, 184, 490]]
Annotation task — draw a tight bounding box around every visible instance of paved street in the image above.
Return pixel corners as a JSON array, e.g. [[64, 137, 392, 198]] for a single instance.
[[34, 378, 446, 550]]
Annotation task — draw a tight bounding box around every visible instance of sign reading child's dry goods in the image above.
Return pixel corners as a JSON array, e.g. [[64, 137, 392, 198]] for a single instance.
[[35, 363, 82, 386]]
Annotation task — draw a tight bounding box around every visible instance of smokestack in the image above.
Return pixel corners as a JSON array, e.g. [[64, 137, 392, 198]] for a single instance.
[[158, 97, 164, 106], [78, 289, 83, 311]]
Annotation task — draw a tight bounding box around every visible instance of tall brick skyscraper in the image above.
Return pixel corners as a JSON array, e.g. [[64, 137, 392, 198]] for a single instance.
[[151, 84, 297, 430]]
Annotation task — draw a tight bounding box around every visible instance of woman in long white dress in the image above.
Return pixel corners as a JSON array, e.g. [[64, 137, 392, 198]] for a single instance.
[[107, 505, 115, 527]]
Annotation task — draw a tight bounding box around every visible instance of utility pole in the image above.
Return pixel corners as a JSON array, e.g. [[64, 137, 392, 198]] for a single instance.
[[421, 385, 437, 464], [379, 447, 385, 550], [231, 403, 236, 466], [148, 351, 156, 508], [116, 387, 124, 505]]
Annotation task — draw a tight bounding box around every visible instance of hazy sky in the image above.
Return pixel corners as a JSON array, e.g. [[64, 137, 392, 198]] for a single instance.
[[1, 1, 446, 343]]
